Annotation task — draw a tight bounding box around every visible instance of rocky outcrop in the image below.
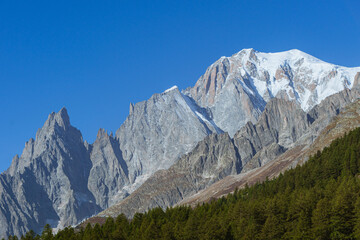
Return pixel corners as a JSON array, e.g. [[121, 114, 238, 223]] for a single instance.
[[88, 129, 129, 208], [353, 72, 360, 88], [233, 98, 310, 169]]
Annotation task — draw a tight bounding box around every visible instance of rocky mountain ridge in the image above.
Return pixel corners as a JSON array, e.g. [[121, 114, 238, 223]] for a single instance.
[[98, 86, 360, 219], [178, 96, 360, 207], [0, 108, 101, 237]]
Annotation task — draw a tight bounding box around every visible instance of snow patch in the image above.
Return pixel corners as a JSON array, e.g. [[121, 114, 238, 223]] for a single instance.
[[117, 174, 151, 198], [164, 85, 178, 93]]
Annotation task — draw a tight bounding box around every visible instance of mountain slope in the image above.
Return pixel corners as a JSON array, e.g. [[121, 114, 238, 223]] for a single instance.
[[179, 93, 360, 207], [106, 48, 360, 212], [97, 86, 360, 219], [113, 87, 221, 197]]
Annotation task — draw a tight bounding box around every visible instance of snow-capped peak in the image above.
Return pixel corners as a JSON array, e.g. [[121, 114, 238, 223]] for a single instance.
[[189, 48, 360, 112]]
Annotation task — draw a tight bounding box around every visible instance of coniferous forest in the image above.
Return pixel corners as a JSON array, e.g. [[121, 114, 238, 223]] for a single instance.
[[6, 127, 360, 240]]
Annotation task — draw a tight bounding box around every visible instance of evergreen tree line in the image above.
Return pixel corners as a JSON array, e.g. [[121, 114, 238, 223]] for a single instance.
[[6, 127, 360, 240]]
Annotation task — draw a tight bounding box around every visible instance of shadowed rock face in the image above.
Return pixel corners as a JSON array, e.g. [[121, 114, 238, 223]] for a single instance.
[[178, 88, 360, 205], [232, 86, 360, 173], [233, 98, 310, 169], [88, 129, 129, 208]]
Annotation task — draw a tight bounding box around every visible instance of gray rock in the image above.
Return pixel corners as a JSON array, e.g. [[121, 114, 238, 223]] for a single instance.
[[233, 98, 310, 169], [115, 87, 220, 184], [98, 133, 240, 218], [0, 108, 101, 238], [88, 129, 129, 208]]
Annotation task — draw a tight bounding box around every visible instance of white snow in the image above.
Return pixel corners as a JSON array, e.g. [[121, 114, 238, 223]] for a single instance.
[[122, 173, 151, 194], [225, 48, 360, 111], [240, 68, 246, 76], [164, 85, 178, 93], [252, 77, 268, 97]]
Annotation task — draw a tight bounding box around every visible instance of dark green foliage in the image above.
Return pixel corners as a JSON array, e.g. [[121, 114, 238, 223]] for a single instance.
[[11, 127, 360, 239]]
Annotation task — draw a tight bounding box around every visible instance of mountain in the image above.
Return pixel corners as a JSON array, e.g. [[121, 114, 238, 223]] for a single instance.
[[185, 48, 360, 136], [114, 87, 221, 191], [0, 108, 101, 237], [95, 85, 360, 219], [1, 49, 359, 238], [0, 88, 220, 238]]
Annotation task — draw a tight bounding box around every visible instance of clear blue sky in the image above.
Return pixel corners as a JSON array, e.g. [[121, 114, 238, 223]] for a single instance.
[[1, 0, 359, 173]]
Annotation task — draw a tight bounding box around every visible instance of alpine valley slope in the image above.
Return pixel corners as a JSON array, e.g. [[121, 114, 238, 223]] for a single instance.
[[0, 49, 359, 238]]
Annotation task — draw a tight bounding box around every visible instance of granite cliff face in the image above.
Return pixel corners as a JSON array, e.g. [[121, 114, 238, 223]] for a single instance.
[[88, 129, 129, 208], [115, 87, 221, 186], [99, 133, 240, 218], [1, 49, 360, 238]]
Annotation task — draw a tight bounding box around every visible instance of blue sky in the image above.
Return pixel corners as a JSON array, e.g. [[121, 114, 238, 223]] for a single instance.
[[0, 0, 359, 172]]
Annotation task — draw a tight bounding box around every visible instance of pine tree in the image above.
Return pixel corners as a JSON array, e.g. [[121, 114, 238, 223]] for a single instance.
[[353, 197, 360, 239], [311, 198, 331, 240], [330, 177, 357, 238], [41, 224, 52, 240]]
